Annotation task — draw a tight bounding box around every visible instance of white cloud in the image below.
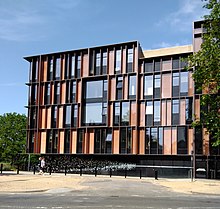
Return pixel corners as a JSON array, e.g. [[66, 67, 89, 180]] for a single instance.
[[156, 0, 208, 32], [0, 82, 23, 87]]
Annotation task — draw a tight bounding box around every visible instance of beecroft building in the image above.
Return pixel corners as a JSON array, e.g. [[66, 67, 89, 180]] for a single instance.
[[24, 20, 220, 178]]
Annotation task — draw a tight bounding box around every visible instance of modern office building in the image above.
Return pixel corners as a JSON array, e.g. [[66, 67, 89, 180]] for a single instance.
[[25, 20, 219, 177]]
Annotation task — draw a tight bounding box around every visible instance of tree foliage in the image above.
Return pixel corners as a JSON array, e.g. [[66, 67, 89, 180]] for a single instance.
[[0, 113, 26, 164], [187, 0, 220, 146]]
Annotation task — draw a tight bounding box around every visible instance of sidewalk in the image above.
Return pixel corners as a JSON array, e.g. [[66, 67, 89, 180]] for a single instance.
[[0, 171, 220, 195]]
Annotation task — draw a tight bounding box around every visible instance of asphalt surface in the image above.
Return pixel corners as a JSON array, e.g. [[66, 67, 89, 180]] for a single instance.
[[1, 176, 220, 209]]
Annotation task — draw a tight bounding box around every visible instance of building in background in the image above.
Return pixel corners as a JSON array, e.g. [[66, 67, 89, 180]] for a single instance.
[[24, 20, 220, 178]]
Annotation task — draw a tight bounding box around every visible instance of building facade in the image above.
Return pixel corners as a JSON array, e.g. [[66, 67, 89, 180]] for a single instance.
[[25, 20, 219, 177]]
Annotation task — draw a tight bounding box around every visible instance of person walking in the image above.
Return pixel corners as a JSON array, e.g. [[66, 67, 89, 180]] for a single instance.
[[39, 157, 45, 175]]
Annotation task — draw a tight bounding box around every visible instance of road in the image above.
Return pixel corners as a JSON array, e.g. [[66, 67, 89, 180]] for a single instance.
[[0, 177, 220, 209]]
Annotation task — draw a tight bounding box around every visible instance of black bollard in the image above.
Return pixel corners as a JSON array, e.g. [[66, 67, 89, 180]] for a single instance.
[[154, 170, 158, 180], [65, 166, 67, 176], [95, 168, 97, 177], [17, 166, 19, 175], [49, 166, 52, 175], [0, 164, 3, 174], [80, 167, 82, 176], [110, 168, 112, 178], [140, 170, 142, 179], [125, 169, 127, 178], [33, 165, 36, 175]]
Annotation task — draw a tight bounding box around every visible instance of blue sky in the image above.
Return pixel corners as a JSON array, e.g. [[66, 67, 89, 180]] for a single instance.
[[0, 0, 207, 115]]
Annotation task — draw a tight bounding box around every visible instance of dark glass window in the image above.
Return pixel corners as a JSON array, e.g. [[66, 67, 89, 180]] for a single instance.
[[77, 129, 84, 153], [71, 81, 76, 103], [144, 75, 153, 99], [116, 76, 123, 100], [158, 127, 163, 154], [172, 58, 179, 69], [95, 52, 101, 75], [172, 100, 179, 125], [121, 102, 129, 126], [102, 103, 107, 124], [76, 55, 81, 78], [127, 128, 132, 154], [186, 98, 193, 124], [30, 108, 36, 128], [30, 84, 37, 105], [129, 75, 136, 99], [154, 74, 161, 98], [172, 72, 179, 97], [48, 59, 53, 81], [55, 58, 61, 80], [94, 129, 101, 153], [180, 71, 188, 96], [114, 102, 120, 125], [154, 60, 161, 72], [45, 83, 50, 105], [146, 101, 153, 126], [46, 131, 52, 153], [29, 131, 34, 153], [64, 130, 70, 153], [52, 130, 58, 153], [71, 55, 75, 78], [177, 127, 187, 154], [145, 128, 150, 154], [102, 51, 107, 74], [127, 48, 133, 73], [120, 128, 126, 154], [72, 105, 78, 127], [180, 58, 188, 69], [195, 127, 203, 154], [30, 60, 38, 82], [145, 60, 153, 72], [150, 128, 158, 154], [64, 55, 69, 79], [105, 129, 112, 153], [103, 80, 108, 100], [115, 49, 121, 74], [52, 106, 57, 128], [154, 101, 161, 125], [64, 105, 71, 128], [55, 83, 60, 104]]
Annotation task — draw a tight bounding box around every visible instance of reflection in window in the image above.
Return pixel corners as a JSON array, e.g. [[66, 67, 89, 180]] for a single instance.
[[158, 127, 163, 154], [71, 81, 76, 103], [84, 103, 103, 125], [76, 55, 81, 78], [102, 103, 107, 124], [154, 74, 161, 98], [65, 105, 71, 127], [86, 80, 103, 99], [129, 75, 136, 99], [53, 130, 58, 153], [105, 129, 112, 153], [116, 76, 123, 100], [94, 129, 101, 153], [45, 83, 50, 105], [71, 55, 75, 78], [55, 58, 61, 80], [127, 48, 133, 72], [145, 128, 150, 154], [145, 60, 153, 72], [154, 60, 160, 72], [102, 52, 107, 74], [48, 59, 53, 81], [114, 102, 120, 125], [73, 105, 78, 127], [121, 102, 129, 126], [172, 58, 179, 69], [172, 100, 179, 125], [146, 101, 153, 126], [180, 71, 188, 96], [120, 128, 126, 153], [55, 83, 60, 104], [144, 75, 153, 99], [154, 101, 160, 125], [115, 49, 121, 74], [172, 72, 179, 97], [150, 128, 158, 154], [186, 98, 193, 124], [95, 52, 101, 75]]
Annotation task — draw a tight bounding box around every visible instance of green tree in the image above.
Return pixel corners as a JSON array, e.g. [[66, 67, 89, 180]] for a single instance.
[[187, 0, 220, 146], [0, 113, 26, 164]]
